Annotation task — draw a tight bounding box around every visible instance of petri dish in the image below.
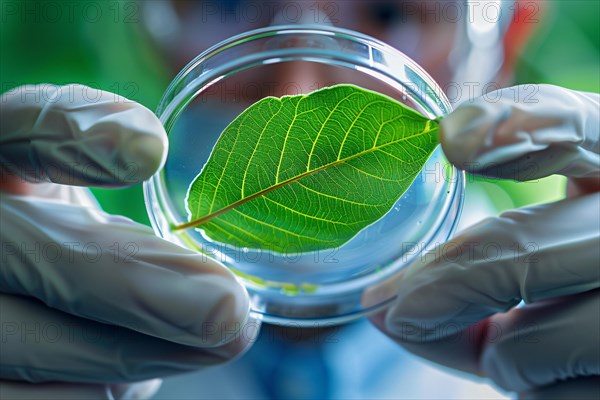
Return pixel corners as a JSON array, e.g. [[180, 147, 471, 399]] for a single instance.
[[144, 25, 465, 326]]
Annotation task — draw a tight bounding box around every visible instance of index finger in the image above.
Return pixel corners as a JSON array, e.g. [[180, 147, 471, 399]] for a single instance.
[[440, 84, 599, 181], [0, 84, 167, 187]]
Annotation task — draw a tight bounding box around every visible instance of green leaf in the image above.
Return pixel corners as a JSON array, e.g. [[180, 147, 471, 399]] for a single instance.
[[178, 84, 439, 253]]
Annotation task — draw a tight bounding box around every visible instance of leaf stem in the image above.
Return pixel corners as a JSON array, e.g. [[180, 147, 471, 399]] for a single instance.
[[172, 172, 306, 231]]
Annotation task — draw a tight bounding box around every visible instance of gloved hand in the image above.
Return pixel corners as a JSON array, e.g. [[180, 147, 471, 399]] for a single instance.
[[0, 85, 257, 400], [366, 84, 599, 399]]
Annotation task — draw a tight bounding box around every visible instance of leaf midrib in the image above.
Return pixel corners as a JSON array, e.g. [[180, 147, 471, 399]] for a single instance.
[[174, 120, 436, 231]]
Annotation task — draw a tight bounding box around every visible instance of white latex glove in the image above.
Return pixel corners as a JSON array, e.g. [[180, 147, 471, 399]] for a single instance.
[[0, 85, 256, 400], [366, 85, 600, 399]]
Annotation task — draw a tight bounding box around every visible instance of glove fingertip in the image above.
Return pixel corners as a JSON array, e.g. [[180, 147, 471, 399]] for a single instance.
[[440, 105, 491, 170], [108, 379, 162, 400], [118, 114, 168, 184]]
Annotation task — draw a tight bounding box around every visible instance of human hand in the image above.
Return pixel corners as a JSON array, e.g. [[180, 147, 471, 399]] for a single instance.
[[366, 84, 599, 399], [0, 85, 257, 399]]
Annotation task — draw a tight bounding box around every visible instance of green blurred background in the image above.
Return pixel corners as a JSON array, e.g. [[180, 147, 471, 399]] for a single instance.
[[1, 0, 598, 224]]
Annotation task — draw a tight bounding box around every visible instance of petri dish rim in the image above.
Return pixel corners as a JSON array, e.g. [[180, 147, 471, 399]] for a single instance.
[[144, 24, 465, 326]]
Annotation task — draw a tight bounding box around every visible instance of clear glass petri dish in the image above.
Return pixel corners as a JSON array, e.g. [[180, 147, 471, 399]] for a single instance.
[[144, 25, 465, 326]]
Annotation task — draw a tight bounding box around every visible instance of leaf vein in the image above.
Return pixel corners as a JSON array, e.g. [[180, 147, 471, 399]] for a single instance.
[[231, 209, 336, 243], [275, 98, 302, 184], [241, 101, 284, 197], [306, 91, 359, 171], [262, 195, 357, 226], [294, 181, 387, 207], [336, 100, 389, 160]]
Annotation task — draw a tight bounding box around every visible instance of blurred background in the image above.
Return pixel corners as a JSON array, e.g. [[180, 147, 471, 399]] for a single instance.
[[2, 0, 598, 398], [2, 0, 598, 223]]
